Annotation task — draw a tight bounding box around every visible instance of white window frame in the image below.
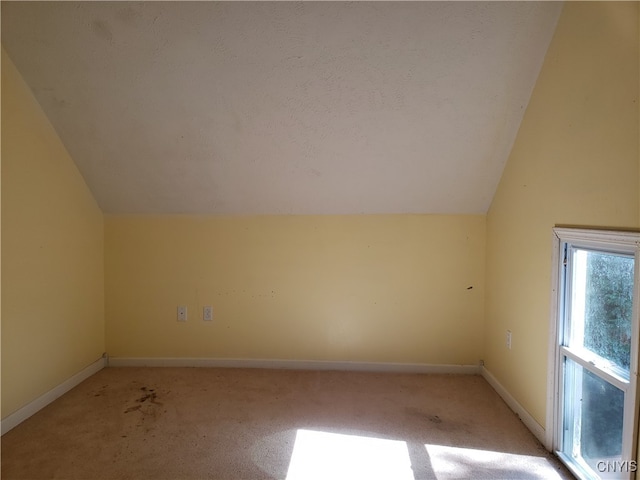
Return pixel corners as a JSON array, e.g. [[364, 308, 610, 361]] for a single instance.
[[547, 228, 640, 480]]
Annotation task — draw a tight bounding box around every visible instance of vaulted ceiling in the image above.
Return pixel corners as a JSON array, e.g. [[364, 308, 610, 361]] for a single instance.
[[2, 2, 562, 215]]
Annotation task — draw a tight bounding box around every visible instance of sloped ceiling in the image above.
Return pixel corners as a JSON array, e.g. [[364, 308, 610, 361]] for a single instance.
[[1, 2, 562, 215]]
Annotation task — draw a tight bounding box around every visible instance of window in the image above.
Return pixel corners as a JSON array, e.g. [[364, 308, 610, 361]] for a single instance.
[[550, 228, 639, 480]]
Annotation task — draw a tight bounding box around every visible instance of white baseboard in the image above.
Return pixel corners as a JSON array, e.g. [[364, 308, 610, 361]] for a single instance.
[[1, 356, 106, 435], [481, 366, 547, 448], [108, 356, 481, 375]]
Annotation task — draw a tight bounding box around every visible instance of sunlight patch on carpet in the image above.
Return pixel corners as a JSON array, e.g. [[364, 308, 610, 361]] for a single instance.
[[286, 429, 413, 480], [425, 444, 565, 479]]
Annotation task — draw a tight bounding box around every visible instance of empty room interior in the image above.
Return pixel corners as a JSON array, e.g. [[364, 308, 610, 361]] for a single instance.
[[1, 1, 640, 479]]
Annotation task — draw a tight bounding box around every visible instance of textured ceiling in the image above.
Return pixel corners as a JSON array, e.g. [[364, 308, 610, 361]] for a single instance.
[[2, 2, 562, 215]]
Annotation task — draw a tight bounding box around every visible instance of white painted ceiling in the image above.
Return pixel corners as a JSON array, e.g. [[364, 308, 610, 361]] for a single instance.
[[2, 2, 562, 215]]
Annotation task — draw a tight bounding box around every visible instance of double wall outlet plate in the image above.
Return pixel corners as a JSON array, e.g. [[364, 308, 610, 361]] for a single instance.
[[203, 305, 213, 321]]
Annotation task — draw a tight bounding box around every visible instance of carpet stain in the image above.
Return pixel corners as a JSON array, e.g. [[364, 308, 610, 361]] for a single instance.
[[405, 407, 441, 424], [90, 384, 109, 398], [137, 387, 163, 406], [404, 408, 470, 433], [124, 386, 164, 414], [428, 414, 442, 424]]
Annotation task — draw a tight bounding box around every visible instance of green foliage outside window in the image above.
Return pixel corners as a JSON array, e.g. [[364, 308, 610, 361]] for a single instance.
[[581, 252, 633, 460], [584, 252, 633, 370]]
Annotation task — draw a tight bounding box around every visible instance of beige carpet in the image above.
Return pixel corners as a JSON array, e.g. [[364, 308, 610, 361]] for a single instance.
[[1, 367, 573, 479]]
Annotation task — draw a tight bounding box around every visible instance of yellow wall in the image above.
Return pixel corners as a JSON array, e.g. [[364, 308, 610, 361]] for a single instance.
[[1, 49, 105, 418], [485, 2, 639, 427], [106, 215, 485, 365]]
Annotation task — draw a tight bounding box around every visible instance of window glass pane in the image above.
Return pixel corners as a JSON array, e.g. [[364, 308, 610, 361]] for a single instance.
[[570, 249, 634, 372], [562, 358, 624, 473]]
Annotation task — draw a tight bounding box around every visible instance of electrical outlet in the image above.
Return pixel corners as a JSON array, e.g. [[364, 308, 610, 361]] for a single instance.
[[506, 330, 512, 350], [177, 306, 187, 322], [203, 305, 213, 321]]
